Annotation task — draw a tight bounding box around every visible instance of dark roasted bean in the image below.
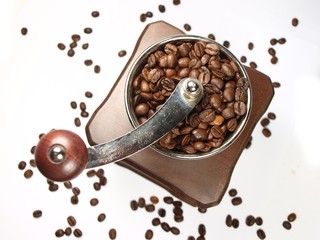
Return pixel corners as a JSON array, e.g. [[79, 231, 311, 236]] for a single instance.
[[18, 161, 27, 170], [287, 212, 297, 222], [152, 217, 161, 226], [257, 229, 266, 239], [82, 43, 89, 49], [170, 226, 180, 235], [161, 222, 171, 232], [90, 198, 99, 206], [198, 224, 206, 236], [91, 11, 100, 17], [283, 220, 292, 230], [67, 216, 77, 226], [248, 42, 254, 50], [24, 169, 33, 179], [97, 213, 106, 222], [21, 27, 28, 35], [145, 204, 155, 212], [267, 112, 276, 120], [262, 127, 271, 137], [65, 227, 72, 236], [33, 210, 42, 218], [73, 228, 82, 237], [55, 229, 64, 237], [292, 18, 299, 27], [183, 23, 191, 31], [145, 229, 153, 239], [246, 215, 256, 226], [225, 214, 232, 227], [260, 118, 270, 127], [71, 195, 79, 204], [118, 50, 127, 57], [256, 217, 263, 225], [84, 27, 92, 34], [94, 65, 101, 73], [158, 4, 166, 13], [232, 218, 239, 228], [109, 228, 117, 239], [158, 208, 166, 217], [57, 43, 65, 50]]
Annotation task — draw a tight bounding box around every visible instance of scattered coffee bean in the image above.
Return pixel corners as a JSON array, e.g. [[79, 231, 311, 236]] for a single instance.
[[24, 169, 33, 179], [84, 59, 93, 66], [278, 38, 286, 44], [145, 229, 153, 239], [292, 18, 299, 27], [33, 210, 42, 218], [150, 196, 159, 204], [240, 56, 247, 63], [21, 27, 28, 35], [84, 27, 92, 34], [96, 168, 104, 177], [67, 215, 77, 226], [109, 228, 117, 239], [170, 226, 180, 235], [246, 215, 256, 226], [287, 212, 297, 222], [260, 117, 270, 127], [228, 188, 237, 197], [267, 112, 276, 120], [71, 34, 81, 42], [30, 145, 36, 154], [257, 229, 266, 239], [283, 220, 292, 230], [94, 65, 101, 73], [98, 213, 106, 222], [93, 182, 101, 191], [174, 214, 184, 222], [161, 222, 171, 232], [163, 196, 174, 204], [140, 13, 147, 22], [268, 47, 276, 56], [138, 197, 146, 208], [74, 117, 81, 127], [146, 11, 153, 18], [207, 33, 215, 40], [49, 183, 59, 192], [173, 200, 182, 208], [158, 208, 166, 217], [198, 207, 207, 213], [90, 198, 99, 206], [57, 43, 66, 50], [173, 0, 181, 5], [118, 50, 127, 57], [70, 101, 77, 109], [152, 217, 161, 226], [249, 61, 257, 69], [248, 42, 254, 50], [18, 161, 27, 170], [79, 102, 86, 111], [91, 11, 100, 18], [256, 216, 263, 225], [72, 187, 81, 196], [158, 4, 166, 13], [198, 224, 206, 236], [64, 181, 72, 189], [184, 23, 191, 31], [223, 40, 230, 48], [231, 197, 242, 206], [145, 204, 155, 212], [71, 195, 79, 204], [67, 49, 75, 57], [73, 228, 82, 237], [86, 169, 96, 177], [232, 218, 239, 228], [262, 127, 271, 137], [65, 227, 72, 236], [82, 43, 89, 49], [69, 41, 77, 49], [226, 214, 232, 227], [55, 229, 64, 237], [271, 56, 278, 64], [130, 200, 139, 210], [272, 81, 281, 88], [270, 38, 278, 45]]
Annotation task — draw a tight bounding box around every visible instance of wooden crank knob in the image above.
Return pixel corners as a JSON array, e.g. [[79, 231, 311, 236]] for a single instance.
[[34, 129, 88, 182]]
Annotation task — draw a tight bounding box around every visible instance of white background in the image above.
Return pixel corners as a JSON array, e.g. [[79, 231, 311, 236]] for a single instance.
[[1, 0, 320, 239]]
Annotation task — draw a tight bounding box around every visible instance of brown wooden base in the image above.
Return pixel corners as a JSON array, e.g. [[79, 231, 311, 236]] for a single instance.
[[86, 21, 274, 208]]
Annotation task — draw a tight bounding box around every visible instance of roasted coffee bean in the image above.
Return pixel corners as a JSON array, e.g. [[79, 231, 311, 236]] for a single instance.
[[30, 145, 36, 154], [64, 181, 72, 189], [256, 217, 263, 225], [140, 13, 146, 22], [109, 228, 117, 239], [278, 38, 286, 44], [246, 215, 256, 226], [158, 208, 166, 217], [146, 11, 153, 18], [93, 182, 101, 191], [79, 102, 86, 111], [234, 101, 247, 116], [161, 222, 171, 232], [67, 49, 75, 57], [224, 87, 235, 102], [260, 118, 270, 127], [210, 126, 224, 138], [71, 195, 79, 204], [57, 43, 65, 50], [283, 220, 292, 230], [94, 65, 101, 73], [69, 41, 77, 49], [55, 229, 64, 237], [33, 210, 42, 218], [24, 169, 33, 179], [222, 107, 235, 120], [232, 218, 239, 228], [84, 59, 93, 66], [208, 33, 215, 40], [240, 56, 247, 63], [71, 34, 80, 42], [86, 169, 96, 177], [29, 159, 36, 167], [248, 42, 254, 50], [268, 47, 276, 56], [91, 11, 99, 17], [65, 227, 72, 236], [163, 196, 174, 204], [249, 61, 257, 69], [271, 56, 278, 64], [99, 176, 107, 186], [118, 50, 127, 57], [158, 4, 166, 13], [82, 43, 89, 49], [130, 200, 138, 210], [150, 195, 159, 204], [198, 207, 207, 213], [174, 214, 184, 222], [267, 112, 276, 120], [67, 216, 77, 226], [84, 27, 92, 34], [292, 18, 299, 27], [73, 228, 82, 237], [18, 161, 27, 170], [152, 217, 161, 226], [72, 187, 81, 196], [198, 224, 206, 236], [188, 237, 196, 240], [49, 183, 59, 192], [173, 0, 181, 5], [225, 214, 232, 227], [223, 40, 230, 48], [21, 27, 28, 35], [173, 207, 183, 216], [228, 188, 237, 197], [270, 38, 278, 45], [173, 200, 182, 208], [171, 226, 180, 235], [81, 111, 89, 118], [74, 117, 81, 127], [287, 212, 297, 222], [90, 198, 99, 206], [184, 23, 191, 31], [70, 101, 77, 109], [272, 81, 281, 88], [257, 229, 266, 239], [138, 197, 146, 208], [98, 213, 106, 222], [145, 204, 155, 212], [145, 229, 153, 239], [262, 127, 271, 137]]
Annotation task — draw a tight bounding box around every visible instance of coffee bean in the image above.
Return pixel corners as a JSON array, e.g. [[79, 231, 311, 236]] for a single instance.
[[94, 65, 101, 73], [272, 81, 281, 88], [271, 56, 278, 64], [232, 218, 239, 228], [270, 38, 278, 45], [170, 226, 180, 235], [287, 212, 297, 222], [65, 227, 72, 236], [145, 204, 155, 212], [91, 11, 100, 17], [70, 101, 77, 109], [84, 59, 93, 66], [240, 56, 247, 63], [246, 215, 256, 226], [130, 200, 138, 210], [82, 43, 89, 49], [81, 111, 89, 118], [150, 196, 159, 204], [225, 214, 232, 227], [292, 18, 299, 27], [118, 50, 127, 57], [67, 49, 75, 57], [152, 217, 161, 226], [84, 27, 92, 34], [73, 228, 82, 237], [228, 188, 237, 197], [93, 182, 101, 191], [161, 222, 171, 232], [260, 118, 270, 127], [267, 112, 276, 120], [223, 40, 230, 48], [207, 33, 215, 40], [198, 207, 207, 213], [55, 229, 64, 237], [71, 195, 79, 204], [256, 217, 263, 225], [86, 170, 96, 177], [140, 13, 147, 22], [57, 43, 65, 50], [49, 183, 59, 192], [262, 127, 271, 137], [173, 0, 181, 5], [33, 210, 42, 218], [145, 229, 153, 239], [257, 229, 266, 239], [248, 42, 254, 50], [283, 220, 292, 230], [109, 228, 117, 239], [158, 4, 166, 13], [69, 41, 77, 49], [67, 216, 77, 226], [249, 61, 257, 69], [174, 214, 184, 222], [188, 237, 196, 240], [268, 47, 276, 56], [97, 213, 106, 222], [64, 181, 72, 189], [158, 208, 166, 217], [24, 169, 33, 179], [21, 27, 28, 35], [30, 145, 36, 154], [90, 198, 99, 206], [72, 187, 81, 196], [29, 160, 36, 167], [278, 38, 286, 44], [198, 224, 206, 236], [71, 34, 80, 42], [184, 23, 191, 31], [18, 161, 27, 170]]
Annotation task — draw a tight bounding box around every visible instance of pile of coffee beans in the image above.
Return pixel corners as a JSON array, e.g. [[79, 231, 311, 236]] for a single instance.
[[131, 40, 249, 154]]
